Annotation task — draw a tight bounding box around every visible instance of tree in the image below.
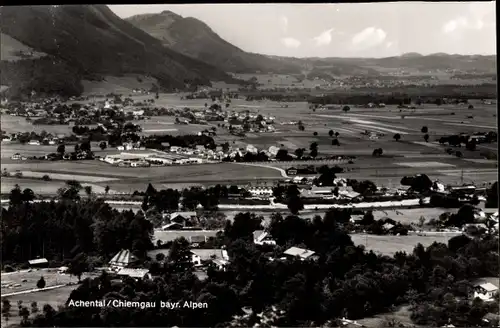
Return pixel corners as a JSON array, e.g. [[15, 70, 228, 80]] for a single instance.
[[104, 185, 110, 194], [424, 134, 429, 142], [342, 106, 350, 113], [455, 151, 463, 158], [332, 139, 340, 146], [313, 132, 318, 136], [328, 130, 334, 137], [84, 186, 92, 198], [57, 144, 65, 154], [19, 306, 30, 324], [372, 148, 383, 157], [69, 253, 89, 282], [74, 144, 80, 153], [99, 142, 107, 150], [421, 126, 428, 133], [485, 182, 498, 208], [37, 276, 46, 289], [294, 148, 305, 159], [2, 299, 11, 326], [468, 104, 474, 109], [466, 139, 476, 151], [335, 132, 339, 137], [31, 302, 39, 316], [287, 196, 304, 214], [393, 134, 401, 141]]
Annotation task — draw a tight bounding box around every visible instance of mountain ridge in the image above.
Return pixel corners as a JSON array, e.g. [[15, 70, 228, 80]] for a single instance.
[[0, 5, 236, 98]]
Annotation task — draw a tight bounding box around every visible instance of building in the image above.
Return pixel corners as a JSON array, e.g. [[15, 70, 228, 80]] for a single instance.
[[268, 146, 280, 157], [28, 258, 49, 268], [248, 187, 273, 197], [473, 283, 498, 302], [169, 211, 198, 226], [246, 144, 258, 154], [253, 230, 276, 246], [191, 249, 230, 267], [283, 247, 318, 261], [109, 249, 138, 269], [161, 222, 184, 230], [286, 167, 298, 176], [116, 268, 152, 280]]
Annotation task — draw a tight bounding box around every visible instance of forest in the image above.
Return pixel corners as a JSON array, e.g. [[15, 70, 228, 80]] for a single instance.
[[1, 183, 499, 327]]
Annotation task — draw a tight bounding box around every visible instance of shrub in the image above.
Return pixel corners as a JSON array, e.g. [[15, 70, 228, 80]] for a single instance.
[[36, 276, 46, 289], [3, 265, 15, 273], [42, 174, 51, 181]]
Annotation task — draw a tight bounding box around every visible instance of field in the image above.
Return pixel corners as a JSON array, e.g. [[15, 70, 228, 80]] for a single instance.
[[1, 269, 96, 295], [350, 234, 455, 256], [1, 93, 497, 195], [1, 285, 78, 326]]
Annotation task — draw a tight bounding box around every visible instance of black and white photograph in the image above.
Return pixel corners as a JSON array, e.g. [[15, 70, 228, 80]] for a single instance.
[[0, 2, 498, 327]]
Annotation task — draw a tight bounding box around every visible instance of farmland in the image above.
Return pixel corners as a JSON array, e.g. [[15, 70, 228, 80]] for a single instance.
[[1, 93, 497, 196]]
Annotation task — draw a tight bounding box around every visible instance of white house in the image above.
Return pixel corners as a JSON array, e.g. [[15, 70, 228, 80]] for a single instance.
[[283, 247, 318, 261], [253, 230, 276, 246], [246, 144, 258, 154], [268, 146, 280, 157], [473, 282, 498, 302]]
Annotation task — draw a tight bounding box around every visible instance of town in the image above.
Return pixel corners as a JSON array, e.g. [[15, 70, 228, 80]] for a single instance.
[[1, 3, 498, 328]]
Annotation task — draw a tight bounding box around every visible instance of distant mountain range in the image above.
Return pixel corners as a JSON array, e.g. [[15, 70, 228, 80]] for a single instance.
[[0, 5, 496, 98], [125, 11, 303, 74]]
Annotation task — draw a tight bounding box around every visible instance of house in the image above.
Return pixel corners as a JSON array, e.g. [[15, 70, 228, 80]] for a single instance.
[[162, 222, 184, 230], [248, 187, 273, 197], [383, 223, 395, 231], [28, 140, 40, 146], [28, 258, 49, 268], [191, 249, 230, 267], [190, 235, 207, 244], [473, 282, 498, 301], [116, 268, 152, 280], [253, 230, 276, 246], [195, 145, 205, 152], [310, 186, 334, 195], [169, 211, 197, 224], [246, 144, 258, 154], [268, 146, 280, 156], [286, 167, 298, 176], [109, 249, 138, 269], [11, 153, 21, 160], [283, 247, 318, 261]]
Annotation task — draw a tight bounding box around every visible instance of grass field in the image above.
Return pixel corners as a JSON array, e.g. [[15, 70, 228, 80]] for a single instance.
[[1, 269, 96, 295], [350, 234, 455, 256], [1, 285, 78, 327]]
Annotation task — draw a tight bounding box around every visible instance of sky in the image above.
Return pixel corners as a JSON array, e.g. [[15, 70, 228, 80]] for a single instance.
[[110, 2, 496, 58]]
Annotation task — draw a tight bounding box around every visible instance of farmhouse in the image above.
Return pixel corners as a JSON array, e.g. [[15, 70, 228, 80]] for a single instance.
[[109, 249, 138, 269], [283, 247, 318, 261], [473, 282, 498, 302], [253, 230, 276, 246]]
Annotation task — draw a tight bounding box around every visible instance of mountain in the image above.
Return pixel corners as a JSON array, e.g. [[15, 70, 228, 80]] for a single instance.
[[298, 53, 496, 75], [0, 5, 235, 98], [125, 11, 303, 74]]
